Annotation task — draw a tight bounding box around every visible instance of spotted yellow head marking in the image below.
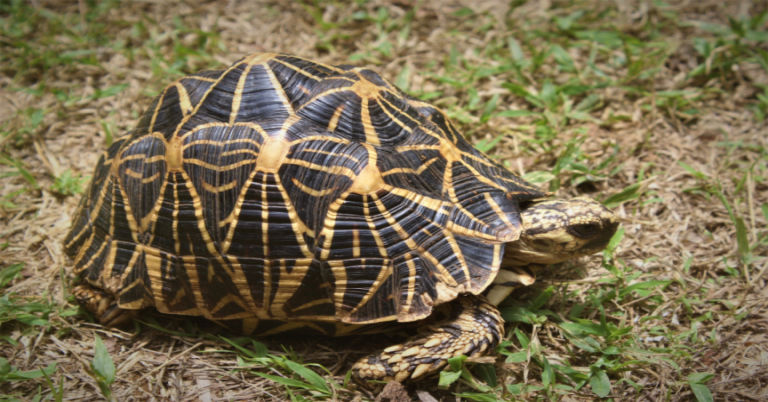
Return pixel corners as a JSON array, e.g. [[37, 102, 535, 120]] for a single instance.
[[503, 197, 618, 266]]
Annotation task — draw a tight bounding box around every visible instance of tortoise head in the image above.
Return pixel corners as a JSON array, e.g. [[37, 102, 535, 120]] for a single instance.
[[503, 197, 618, 266]]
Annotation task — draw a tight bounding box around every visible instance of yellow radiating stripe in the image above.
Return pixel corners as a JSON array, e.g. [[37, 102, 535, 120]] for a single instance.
[[270, 259, 315, 318], [295, 85, 356, 115], [483, 191, 515, 228], [145, 249, 168, 312], [148, 87, 167, 133], [120, 153, 165, 163], [270, 58, 323, 81], [377, 94, 420, 127], [345, 256, 392, 317], [299, 147, 361, 164], [261, 172, 270, 258], [116, 278, 146, 309], [172, 177, 181, 255], [273, 173, 316, 247], [327, 103, 346, 132], [229, 60, 256, 125], [183, 158, 257, 171], [362, 194, 387, 257], [210, 293, 251, 319], [74, 232, 108, 273], [291, 177, 336, 197], [394, 144, 441, 153], [386, 187, 442, 211], [181, 255, 207, 317], [360, 98, 380, 146], [376, 194, 458, 289], [174, 82, 194, 115], [179, 169, 224, 257], [282, 158, 357, 178], [115, 176, 140, 244], [220, 150, 267, 249], [167, 59, 252, 140], [452, 158, 507, 193], [263, 62, 297, 118], [189, 75, 218, 83], [444, 221, 506, 242], [122, 168, 144, 180], [415, 125, 446, 142], [166, 53, 278, 146], [352, 229, 360, 258], [139, 171, 162, 184], [143, 173, 170, 245], [402, 255, 417, 313], [443, 161, 495, 230], [201, 179, 238, 193], [220, 148, 260, 159], [115, 243, 142, 288], [262, 259, 272, 314], [290, 297, 334, 314], [329, 260, 347, 312], [183, 137, 261, 149], [319, 199, 340, 260], [491, 243, 502, 273], [381, 156, 440, 177], [440, 230, 470, 291], [290, 135, 351, 146], [178, 122, 226, 140], [66, 163, 114, 249]]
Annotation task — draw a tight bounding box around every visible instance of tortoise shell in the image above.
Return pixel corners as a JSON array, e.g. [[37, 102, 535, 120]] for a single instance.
[[64, 53, 544, 327]]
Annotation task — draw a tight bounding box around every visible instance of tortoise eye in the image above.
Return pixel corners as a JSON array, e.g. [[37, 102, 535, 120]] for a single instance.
[[568, 223, 602, 239], [531, 239, 553, 249]]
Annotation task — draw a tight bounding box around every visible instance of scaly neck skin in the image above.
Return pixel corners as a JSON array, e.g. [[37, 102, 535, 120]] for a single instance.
[[485, 197, 618, 306]]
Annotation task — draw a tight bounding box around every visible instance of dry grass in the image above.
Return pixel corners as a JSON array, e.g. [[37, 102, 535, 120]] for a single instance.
[[1, 0, 767, 400]]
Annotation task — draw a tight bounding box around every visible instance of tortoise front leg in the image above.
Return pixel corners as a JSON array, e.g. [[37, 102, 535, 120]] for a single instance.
[[351, 294, 504, 382], [72, 284, 137, 327]]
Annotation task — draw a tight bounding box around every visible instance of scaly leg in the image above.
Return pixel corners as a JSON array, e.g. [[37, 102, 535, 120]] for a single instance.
[[351, 294, 503, 382], [72, 284, 137, 327]]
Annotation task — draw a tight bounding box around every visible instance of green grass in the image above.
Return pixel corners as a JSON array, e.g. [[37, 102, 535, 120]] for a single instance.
[[1, 0, 766, 400]]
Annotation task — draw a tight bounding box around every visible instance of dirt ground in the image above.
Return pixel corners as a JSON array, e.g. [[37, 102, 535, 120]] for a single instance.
[[1, 0, 767, 400]]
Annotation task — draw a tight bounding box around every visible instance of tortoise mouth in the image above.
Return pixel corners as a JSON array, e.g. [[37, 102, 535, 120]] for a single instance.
[[580, 220, 619, 252]]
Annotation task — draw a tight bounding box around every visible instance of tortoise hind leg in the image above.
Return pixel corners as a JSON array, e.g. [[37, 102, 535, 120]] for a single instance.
[[72, 284, 137, 327], [351, 294, 504, 382]]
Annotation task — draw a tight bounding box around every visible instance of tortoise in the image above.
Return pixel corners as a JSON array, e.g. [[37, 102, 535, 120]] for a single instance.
[[64, 53, 617, 382]]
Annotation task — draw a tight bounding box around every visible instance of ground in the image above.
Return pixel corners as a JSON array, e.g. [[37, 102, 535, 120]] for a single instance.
[[1, 0, 767, 400]]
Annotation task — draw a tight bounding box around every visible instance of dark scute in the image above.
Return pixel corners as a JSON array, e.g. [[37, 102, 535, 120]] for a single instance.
[[283, 259, 335, 317], [279, 138, 364, 233], [236, 256, 267, 309], [189, 63, 246, 123], [449, 183, 522, 241], [378, 146, 445, 198], [267, 57, 331, 108], [454, 236, 499, 290], [158, 252, 198, 313], [357, 68, 389, 87], [228, 172, 307, 258], [195, 257, 246, 319], [118, 136, 167, 232], [367, 96, 416, 145], [298, 90, 366, 141], [233, 64, 291, 123], [182, 124, 261, 248]]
